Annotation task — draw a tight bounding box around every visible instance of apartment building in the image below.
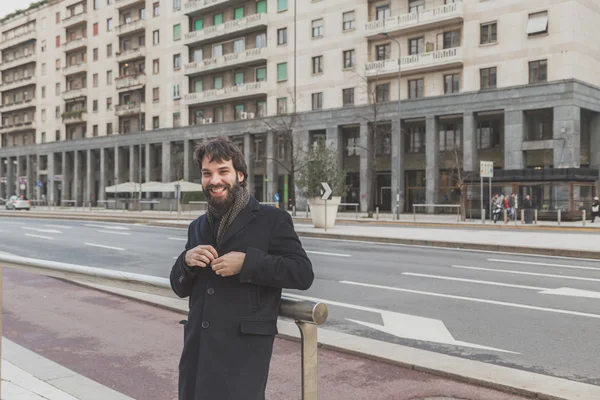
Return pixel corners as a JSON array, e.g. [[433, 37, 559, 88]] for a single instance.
[[0, 0, 599, 215]]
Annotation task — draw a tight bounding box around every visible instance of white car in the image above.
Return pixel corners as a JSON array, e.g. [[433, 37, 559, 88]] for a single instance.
[[5, 195, 30, 211]]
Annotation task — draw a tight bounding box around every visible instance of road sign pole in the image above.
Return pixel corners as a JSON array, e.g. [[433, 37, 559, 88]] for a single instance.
[[324, 198, 327, 233], [480, 175, 483, 223]]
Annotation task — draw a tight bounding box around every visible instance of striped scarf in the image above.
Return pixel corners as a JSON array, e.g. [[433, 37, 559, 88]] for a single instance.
[[206, 184, 250, 247]]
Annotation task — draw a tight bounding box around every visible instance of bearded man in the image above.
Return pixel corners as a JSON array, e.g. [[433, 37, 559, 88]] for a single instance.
[[170, 136, 314, 400]]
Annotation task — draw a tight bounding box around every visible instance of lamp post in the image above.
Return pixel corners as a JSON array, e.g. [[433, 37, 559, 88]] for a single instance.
[[381, 32, 403, 220], [129, 87, 143, 212]]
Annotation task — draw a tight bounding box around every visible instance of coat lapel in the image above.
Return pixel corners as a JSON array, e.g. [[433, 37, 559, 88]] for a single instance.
[[218, 196, 259, 248], [199, 215, 216, 247]]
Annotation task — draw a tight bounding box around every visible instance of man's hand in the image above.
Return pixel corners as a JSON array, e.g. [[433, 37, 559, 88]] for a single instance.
[[211, 252, 246, 277], [185, 245, 219, 268]]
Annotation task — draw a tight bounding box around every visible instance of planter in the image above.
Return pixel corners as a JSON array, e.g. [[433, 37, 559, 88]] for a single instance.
[[308, 196, 341, 228]]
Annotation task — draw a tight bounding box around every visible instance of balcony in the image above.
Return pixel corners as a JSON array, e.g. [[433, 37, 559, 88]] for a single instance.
[[184, 47, 267, 76], [365, 2, 464, 38], [116, 74, 146, 90], [184, 81, 266, 106], [63, 37, 87, 52], [365, 47, 463, 77], [62, 87, 87, 101], [116, 47, 146, 63], [0, 121, 36, 134], [62, 110, 88, 124], [0, 30, 36, 51], [1, 53, 35, 71], [0, 76, 36, 92], [184, 0, 231, 16], [115, 0, 146, 9], [62, 12, 87, 28], [115, 19, 145, 36], [63, 63, 88, 76], [0, 98, 35, 113], [184, 13, 268, 46], [115, 102, 146, 116]]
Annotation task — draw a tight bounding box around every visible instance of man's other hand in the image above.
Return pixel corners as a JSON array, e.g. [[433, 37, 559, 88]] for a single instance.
[[211, 252, 246, 277], [185, 245, 219, 268]]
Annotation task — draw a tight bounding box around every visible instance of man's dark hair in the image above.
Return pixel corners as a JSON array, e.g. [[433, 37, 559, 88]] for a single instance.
[[194, 137, 248, 186]]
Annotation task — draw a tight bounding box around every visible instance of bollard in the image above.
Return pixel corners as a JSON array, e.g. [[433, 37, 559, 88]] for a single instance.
[[583, 210, 586, 227], [457, 206, 460, 223], [521, 209, 525, 224], [293, 205, 296, 217], [558, 209, 561, 226], [413, 207, 416, 223], [534, 209, 538, 225], [170, 204, 173, 214], [305, 206, 309, 219], [481, 208, 485, 224], [355, 205, 358, 220], [503, 209, 507, 224], [297, 322, 318, 400], [376, 207, 379, 220]]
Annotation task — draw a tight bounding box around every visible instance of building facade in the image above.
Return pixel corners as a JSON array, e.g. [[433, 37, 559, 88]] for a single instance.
[[0, 0, 599, 214]]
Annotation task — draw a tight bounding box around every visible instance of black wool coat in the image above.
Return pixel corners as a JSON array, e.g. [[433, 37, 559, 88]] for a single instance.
[[170, 196, 314, 400]]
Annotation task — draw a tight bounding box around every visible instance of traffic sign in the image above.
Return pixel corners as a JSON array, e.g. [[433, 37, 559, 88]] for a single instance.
[[274, 193, 280, 202], [480, 161, 494, 178], [321, 182, 332, 200]]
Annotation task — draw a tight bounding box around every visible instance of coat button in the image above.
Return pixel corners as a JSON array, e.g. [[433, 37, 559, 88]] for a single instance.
[[207, 288, 215, 295], [201, 321, 210, 329]]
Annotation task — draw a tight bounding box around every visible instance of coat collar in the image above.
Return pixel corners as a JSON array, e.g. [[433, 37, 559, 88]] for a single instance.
[[217, 196, 259, 248]]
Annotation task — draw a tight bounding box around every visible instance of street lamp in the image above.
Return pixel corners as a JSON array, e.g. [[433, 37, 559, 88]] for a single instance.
[[380, 32, 403, 220]]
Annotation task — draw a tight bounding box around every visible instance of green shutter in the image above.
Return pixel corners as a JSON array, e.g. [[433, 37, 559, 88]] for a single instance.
[[235, 72, 244, 86], [213, 13, 223, 25], [214, 76, 222, 89], [195, 79, 203, 93], [277, 0, 287, 11], [256, 67, 266, 81], [194, 19, 203, 31], [173, 24, 181, 40], [256, 0, 267, 14], [234, 7, 245, 20], [277, 63, 287, 81], [235, 104, 244, 112]]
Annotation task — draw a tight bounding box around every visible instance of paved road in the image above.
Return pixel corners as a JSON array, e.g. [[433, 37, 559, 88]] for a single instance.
[[1, 216, 599, 387]]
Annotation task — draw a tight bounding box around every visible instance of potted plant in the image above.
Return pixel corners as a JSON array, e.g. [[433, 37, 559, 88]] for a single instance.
[[296, 138, 348, 228]]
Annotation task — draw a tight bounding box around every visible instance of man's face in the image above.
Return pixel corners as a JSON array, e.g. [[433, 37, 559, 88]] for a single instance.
[[202, 156, 244, 211]]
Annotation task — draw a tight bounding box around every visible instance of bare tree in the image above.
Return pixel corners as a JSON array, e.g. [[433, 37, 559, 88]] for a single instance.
[[440, 146, 475, 221]]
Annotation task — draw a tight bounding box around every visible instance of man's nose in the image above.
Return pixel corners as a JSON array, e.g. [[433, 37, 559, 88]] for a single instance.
[[209, 175, 222, 186]]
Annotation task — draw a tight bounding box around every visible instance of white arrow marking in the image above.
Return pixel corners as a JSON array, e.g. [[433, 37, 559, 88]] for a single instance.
[[283, 293, 516, 353], [452, 265, 600, 283], [488, 258, 600, 272], [404, 273, 600, 300], [22, 227, 61, 234]]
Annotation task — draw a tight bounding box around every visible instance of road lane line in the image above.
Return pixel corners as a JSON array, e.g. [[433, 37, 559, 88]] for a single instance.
[[402, 273, 546, 291], [306, 250, 351, 258], [339, 280, 600, 319], [84, 242, 125, 251], [168, 237, 187, 241], [24, 233, 53, 240], [452, 265, 600, 283], [488, 258, 600, 272], [97, 230, 132, 236], [22, 227, 61, 234], [45, 224, 72, 229], [84, 224, 130, 231]]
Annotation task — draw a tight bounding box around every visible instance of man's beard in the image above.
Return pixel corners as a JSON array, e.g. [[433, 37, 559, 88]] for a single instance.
[[205, 178, 241, 215]]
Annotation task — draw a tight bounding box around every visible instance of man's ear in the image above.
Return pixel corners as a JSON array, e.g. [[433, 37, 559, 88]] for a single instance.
[[237, 171, 245, 183]]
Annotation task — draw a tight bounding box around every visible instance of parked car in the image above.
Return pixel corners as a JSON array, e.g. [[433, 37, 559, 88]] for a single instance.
[[5, 195, 30, 211]]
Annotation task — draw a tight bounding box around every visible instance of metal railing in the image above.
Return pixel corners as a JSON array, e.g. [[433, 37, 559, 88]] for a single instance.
[[0, 254, 327, 400]]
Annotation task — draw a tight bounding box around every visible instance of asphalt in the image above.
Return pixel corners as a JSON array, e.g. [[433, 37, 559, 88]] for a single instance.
[[1, 216, 599, 391]]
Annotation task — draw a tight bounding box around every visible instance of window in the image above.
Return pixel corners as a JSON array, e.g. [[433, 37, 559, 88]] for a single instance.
[[153, 2, 160, 16], [343, 11, 355, 31], [173, 83, 181, 99], [343, 88, 354, 107], [194, 19, 203, 31], [93, 100, 98, 112], [41, 86, 46, 98], [235, 104, 245, 120], [277, 0, 287, 12], [376, 83, 390, 102], [443, 30, 460, 49], [153, 59, 160, 74], [444, 73, 460, 94], [409, 0, 424, 13], [477, 119, 501, 149], [107, 70, 113, 84], [234, 72, 244, 86], [56, 12, 60, 24], [173, 53, 181, 69], [153, 30, 159, 45], [213, 13, 223, 25], [93, 22, 98, 36], [153, 116, 159, 129], [376, 44, 390, 61], [93, 0, 99, 9], [173, 0, 181, 10], [312, 19, 323, 38], [527, 11, 548, 36], [173, 24, 181, 40], [213, 76, 223, 89], [234, 7, 244, 20], [480, 22, 497, 45], [233, 39, 245, 53], [212, 44, 223, 57], [214, 107, 224, 122], [439, 123, 462, 152], [256, 0, 267, 14], [529, 60, 547, 84], [93, 73, 98, 87], [256, 33, 266, 48], [408, 79, 424, 99], [55, 82, 60, 95], [277, 62, 287, 81], [256, 101, 267, 117], [41, 109, 47, 122], [194, 79, 203, 92], [173, 112, 181, 127], [41, 40, 46, 52], [107, 97, 112, 110], [55, 130, 60, 141], [343, 50, 355, 69], [55, 36, 60, 48], [41, 63, 47, 75], [277, 97, 287, 115], [41, 132, 46, 143], [107, 123, 113, 135], [93, 125, 98, 137], [256, 67, 266, 82], [107, 44, 112, 57], [193, 49, 203, 62], [409, 37, 424, 55], [406, 124, 425, 153], [311, 92, 323, 110], [107, 18, 113, 31], [376, 4, 390, 20], [277, 28, 287, 45], [93, 48, 98, 61], [312, 56, 323, 74], [480, 67, 497, 89]]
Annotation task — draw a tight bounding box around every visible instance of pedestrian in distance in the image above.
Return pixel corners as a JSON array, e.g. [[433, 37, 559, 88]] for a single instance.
[[591, 196, 600, 223], [170, 136, 314, 400]]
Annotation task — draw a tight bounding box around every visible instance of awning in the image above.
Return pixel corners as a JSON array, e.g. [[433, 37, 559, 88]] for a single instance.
[[104, 182, 141, 193], [140, 181, 203, 193], [526, 12, 548, 35]]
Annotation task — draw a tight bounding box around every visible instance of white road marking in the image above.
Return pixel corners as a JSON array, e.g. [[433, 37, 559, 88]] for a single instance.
[[283, 293, 516, 353], [488, 258, 600, 272], [452, 265, 600, 283], [84, 242, 125, 251], [168, 237, 187, 241], [306, 250, 351, 258], [24, 233, 54, 240], [45, 224, 72, 229], [339, 280, 600, 319], [97, 230, 132, 236], [22, 227, 61, 234], [84, 224, 130, 231]]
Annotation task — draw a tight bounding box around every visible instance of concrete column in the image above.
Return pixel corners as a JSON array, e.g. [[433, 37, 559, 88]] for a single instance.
[[26, 155, 34, 199], [73, 151, 80, 206], [15, 156, 21, 196], [114, 145, 120, 186], [553, 105, 581, 168], [35, 154, 41, 201], [7, 157, 15, 197], [294, 130, 309, 210], [359, 122, 372, 213], [130, 145, 140, 183], [47, 154, 54, 205], [463, 112, 478, 172], [590, 113, 600, 194], [504, 110, 524, 169], [244, 133, 255, 195], [161, 141, 171, 182], [426, 116, 439, 212], [266, 130, 277, 202], [183, 139, 191, 182], [391, 119, 405, 214], [86, 149, 92, 205], [61, 152, 67, 203], [326, 125, 343, 170], [145, 143, 151, 183], [0, 157, 6, 200], [99, 148, 106, 201]]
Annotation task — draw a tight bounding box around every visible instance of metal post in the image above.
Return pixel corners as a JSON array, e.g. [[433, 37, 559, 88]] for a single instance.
[[488, 177, 492, 221], [293, 205, 296, 217], [503, 209, 507, 224], [376, 206, 379, 220], [457, 205, 460, 223], [481, 208, 485, 224], [324, 199, 327, 233], [480, 175, 483, 224], [413, 205, 416, 222], [296, 322, 318, 400], [534, 209, 538, 224], [521, 209, 525, 224], [558, 209, 561, 226], [305, 205, 309, 219], [583, 210, 586, 226], [355, 204, 358, 220]]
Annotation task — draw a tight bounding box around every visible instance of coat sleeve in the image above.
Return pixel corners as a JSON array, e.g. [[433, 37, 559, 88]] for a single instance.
[[170, 221, 199, 298], [239, 211, 314, 290]]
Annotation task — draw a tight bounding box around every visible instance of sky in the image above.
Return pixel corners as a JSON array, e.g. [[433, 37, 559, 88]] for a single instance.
[[0, 3, 36, 20]]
